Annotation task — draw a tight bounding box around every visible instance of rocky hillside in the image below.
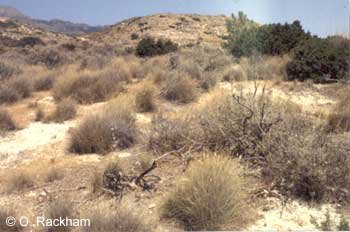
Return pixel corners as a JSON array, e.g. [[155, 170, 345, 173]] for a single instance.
[[0, 5, 103, 35], [87, 13, 229, 47]]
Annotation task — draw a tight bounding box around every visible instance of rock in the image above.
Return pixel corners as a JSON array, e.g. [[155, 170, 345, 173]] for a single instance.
[[148, 203, 156, 209]]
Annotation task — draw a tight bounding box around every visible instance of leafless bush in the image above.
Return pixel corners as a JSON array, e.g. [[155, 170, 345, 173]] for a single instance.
[[33, 74, 55, 91], [6, 172, 34, 193], [162, 155, 248, 230]]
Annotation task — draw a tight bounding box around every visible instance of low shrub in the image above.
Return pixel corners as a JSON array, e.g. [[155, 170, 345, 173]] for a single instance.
[[17, 37, 45, 47], [33, 74, 55, 91], [53, 70, 126, 104], [48, 98, 77, 123], [327, 90, 350, 133], [44, 168, 64, 183], [69, 97, 137, 154], [161, 72, 197, 103], [45, 199, 74, 232], [0, 77, 33, 103], [30, 50, 65, 69], [162, 155, 247, 231], [6, 172, 34, 193], [83, 205, 151, 232], [136, 37, 178, 57], [0, 62, 17, 81], [0, 208, 23, 231], [0, 108, 17, 132], [135, 84, 156, 112]]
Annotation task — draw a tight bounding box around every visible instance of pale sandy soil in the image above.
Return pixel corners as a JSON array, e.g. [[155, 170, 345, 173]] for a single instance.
[[0, 81, 346, 231]]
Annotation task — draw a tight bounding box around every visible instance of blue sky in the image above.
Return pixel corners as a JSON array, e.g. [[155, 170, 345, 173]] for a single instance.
[[0, 0, 348, 37]]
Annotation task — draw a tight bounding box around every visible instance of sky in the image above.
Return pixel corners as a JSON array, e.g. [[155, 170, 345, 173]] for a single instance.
[[0, 0, 349, 37]]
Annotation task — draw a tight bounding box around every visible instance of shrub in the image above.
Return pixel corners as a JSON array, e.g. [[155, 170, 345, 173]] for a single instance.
[[162, 155, 247, 231], [33, 74, 55, 91], [30, 50, 65, 69], [327, 89, 350, 133], [161, 72, 197, 103], [0, 62, 17, 81], [48, 98, 77, 123], [53, 70, 126, 104], [0, 108, 17, 132], [135, 84, 156, 112], [224, 12, 310, 57], [45, 199, 73, 232], [286, 37, 350, 82], [148, 114, 197, 155], [44, 168, 64, 182], [0, 77, 33, 103], [17, 37, 45, 47], [136, 37, 178, 57], [35, 108, 45, 122], [0, 208, 23, 231], [131, 33, 139, 40], [83, 205, 151, 232], [223, 66, 246, 82], [6, 172, 34, 192], [69, 98, 137, 154]]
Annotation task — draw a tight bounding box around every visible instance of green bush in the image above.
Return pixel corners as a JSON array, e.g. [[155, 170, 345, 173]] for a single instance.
[[224, 12, 309, 57], [136, 37, 178, 57], [287, 37, 350, 82]]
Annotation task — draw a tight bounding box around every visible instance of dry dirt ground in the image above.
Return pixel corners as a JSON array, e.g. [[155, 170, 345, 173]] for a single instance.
[[0, 80, 347, 231]]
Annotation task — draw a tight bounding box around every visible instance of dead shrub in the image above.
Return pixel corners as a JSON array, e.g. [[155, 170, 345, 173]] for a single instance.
[[135, 84, 156, 112], [69, 97, 137, 154], [327, 89, 350, 133], [0, 62, 18, 81], [161, 72, 197, 103], [162, 155, 247, 231], [53, 70, 126, 104], [48, 98, 77, 123], [35, 108, 44, 122], [0, 108, 17, 132], [6, 172, 34, 193], [222, 66, 246, 82], [45, 199, 74, 232], [0, 77, 33, 103], [0, 208, 23, 231], [83, 205, 151, 232]]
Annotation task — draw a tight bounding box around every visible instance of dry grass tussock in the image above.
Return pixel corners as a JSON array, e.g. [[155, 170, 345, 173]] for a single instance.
[[327, 87, 350, 133], [0, 108, 17, 132], [47, 98, 77, 123], [5, 171, 35, 193], [134, 83, 156, 112], [82, 203, 152, 232], [69, 95, 137, 154], [0, 76, 33, 103], [162, 155, 249, 231], [45, 199, 74, 232], [53, 64, 129, 104]]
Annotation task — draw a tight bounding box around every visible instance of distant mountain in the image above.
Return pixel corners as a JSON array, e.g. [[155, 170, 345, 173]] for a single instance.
[[0, 5, 104, 35]]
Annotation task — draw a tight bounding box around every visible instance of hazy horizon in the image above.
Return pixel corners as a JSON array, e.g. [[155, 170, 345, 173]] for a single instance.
[[0, 0, 349, 37]]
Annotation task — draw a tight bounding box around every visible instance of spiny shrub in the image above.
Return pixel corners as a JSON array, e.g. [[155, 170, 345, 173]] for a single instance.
[[327, 89, 350, 133], [69, 98, 137, 154], [135, 84, 156, 113], [162, 155, 247, 231], [136, 37, 178, 57], [53, 70, 126, 104], [0, 77, 33, 103], [161, 72, 197, 103], [83, 205, 151, 232], [0, 108, 17, 132], [48, 98, 77, 123]]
